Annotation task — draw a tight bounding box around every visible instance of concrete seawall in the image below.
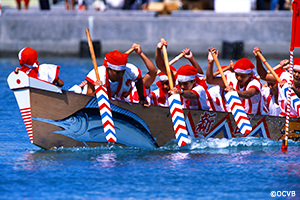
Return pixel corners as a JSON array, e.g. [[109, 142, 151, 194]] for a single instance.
[[0, 7, 293, 58]]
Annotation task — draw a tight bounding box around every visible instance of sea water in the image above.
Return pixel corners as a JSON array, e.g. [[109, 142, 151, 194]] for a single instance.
[[1, 56, 300, 200]]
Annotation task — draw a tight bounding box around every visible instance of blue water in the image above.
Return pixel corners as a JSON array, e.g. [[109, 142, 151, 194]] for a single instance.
[[1, 56, 300, 199]]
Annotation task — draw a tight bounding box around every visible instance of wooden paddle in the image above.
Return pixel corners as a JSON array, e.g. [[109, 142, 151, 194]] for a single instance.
[[86, 29, 100, 81], [257, 52, 282, 82], [256, 60, 289, 79], [155, 53, 184, 77], [161, 38, 189, 147], [203, 65, 232, 81], [169, 53, 184, 66], [211, 50, 252, 135], [85, 28, 117, 143], [125, 48, 134, 54]]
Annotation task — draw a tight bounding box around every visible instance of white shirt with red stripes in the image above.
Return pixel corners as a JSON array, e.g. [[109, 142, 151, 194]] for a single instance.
[[225, 73, 263, 115], [150, 87, 169, 107], [38, 64, 61, 84], [206, 85, 229, 112], [118, 82, 151, 103], [278, 83, 300, 117], [85, 63, 142, 99], [279, 71, 290, 83], [21, 63, 60, 84], [261, 85, 283, 116], [177, 84, 210, 110]]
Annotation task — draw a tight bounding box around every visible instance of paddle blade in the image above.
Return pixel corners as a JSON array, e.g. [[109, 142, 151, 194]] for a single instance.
[[168, 94, 190, 147], [290, 0, 300, 50], [95, 85, 117, 143], [225, 91, 252, 135]]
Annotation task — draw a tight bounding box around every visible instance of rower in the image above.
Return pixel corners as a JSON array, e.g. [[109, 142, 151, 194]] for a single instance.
[[206, 57, 234, 112], [206, 47, 263, 115], [255, 48, 300, 117], [150, 67, 176, 107], [154, 39, 208, 109], [254, 47, 288, 116], [255, 47, 289, 85], [117, 43, 157, 104], [155, 38, 205, 81], [85, 49, 148, 106], [15, 47, 64, 87], [169, 64, 210, 110]]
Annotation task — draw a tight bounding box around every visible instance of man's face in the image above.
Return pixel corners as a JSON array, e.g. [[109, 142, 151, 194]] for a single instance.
[[108, 68, 125, 82], [235, 72, 252, 87], [268, 82, 278, 95], [161, 80, 170, 91], [178, 80, 195, 90], [293, 69, 300, 84]]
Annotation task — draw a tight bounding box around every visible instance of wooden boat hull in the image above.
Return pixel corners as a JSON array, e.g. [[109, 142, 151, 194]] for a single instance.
[[7, 71, 300, 149]]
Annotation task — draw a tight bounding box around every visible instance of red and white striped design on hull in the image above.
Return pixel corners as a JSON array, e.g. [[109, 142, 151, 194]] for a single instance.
[[20, 107, 33, 143]]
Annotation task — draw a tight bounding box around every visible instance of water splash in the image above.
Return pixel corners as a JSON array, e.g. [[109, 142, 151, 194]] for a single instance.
[[25, 137, 300, 153], [161, 137, 300, 152]]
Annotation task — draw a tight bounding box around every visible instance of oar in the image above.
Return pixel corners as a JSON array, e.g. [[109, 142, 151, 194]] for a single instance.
[[85, 28, 117, 143], [169, 53, 184, 66], [256, 60, 289, 79], [203, 65, 232, 81], [125, 48, 134, 54], [211, 51, 252, 135], [161, 38, 189, 147]]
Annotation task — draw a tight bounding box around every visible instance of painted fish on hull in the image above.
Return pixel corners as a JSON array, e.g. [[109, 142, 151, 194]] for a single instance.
[[33, 107, 159, 149]]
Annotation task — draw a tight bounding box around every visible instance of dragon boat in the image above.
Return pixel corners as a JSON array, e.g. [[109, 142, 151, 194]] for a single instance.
[[7, 71, 300, 149]]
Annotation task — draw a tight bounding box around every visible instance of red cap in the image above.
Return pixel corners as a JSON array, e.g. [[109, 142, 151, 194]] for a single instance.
[[294, 58, 300, 65], [18, 47, 38, 66], [233, 58, 255, 74], [294, 58, 300, 70], [177, 64, 197, 82], [104, 50, 128, 70]]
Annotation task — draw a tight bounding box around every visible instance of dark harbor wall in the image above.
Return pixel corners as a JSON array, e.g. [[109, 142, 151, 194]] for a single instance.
[[0, 8, 293, 58]]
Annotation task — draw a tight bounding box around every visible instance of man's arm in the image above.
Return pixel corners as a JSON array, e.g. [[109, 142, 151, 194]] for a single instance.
[[135, 78, 148, 106], [253, 47, 277, 82], [132, 43, 157, 89], [183, 48, 203, 74], [155, 39, 167, 75], [55, 77, 64, 87], [237, 87, 260, 99], [206, 47, 225, 87]]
